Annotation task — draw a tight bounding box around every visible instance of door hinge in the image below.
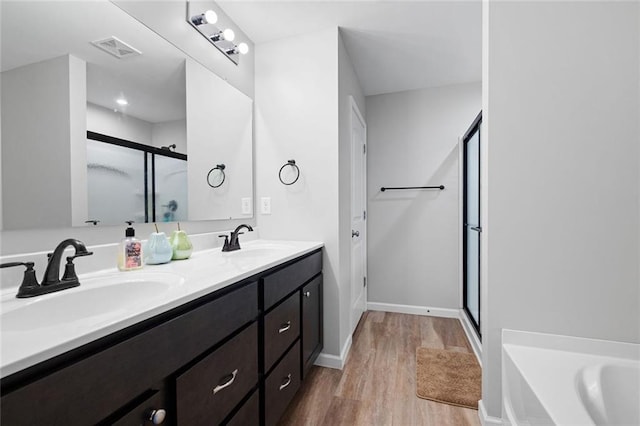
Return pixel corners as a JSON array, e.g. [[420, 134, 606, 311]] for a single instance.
[[363, 144, 366, 154], [363, 210, 366, 220], [363, 277, 367, 287]]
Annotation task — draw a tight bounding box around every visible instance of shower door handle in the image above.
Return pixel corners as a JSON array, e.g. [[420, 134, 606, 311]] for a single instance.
[[470, 226, 482, 232]]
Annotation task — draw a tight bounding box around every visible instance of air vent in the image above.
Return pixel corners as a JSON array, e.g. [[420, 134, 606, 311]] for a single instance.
[[91, 36, 141, 59]]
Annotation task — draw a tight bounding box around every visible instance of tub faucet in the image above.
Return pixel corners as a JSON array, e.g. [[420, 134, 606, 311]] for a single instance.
[[221, 224, 254, 252]]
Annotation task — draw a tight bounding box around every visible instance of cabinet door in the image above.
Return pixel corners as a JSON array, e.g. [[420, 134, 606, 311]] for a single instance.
[[301, 274, 323, 379], [111, 389, 167, 426]]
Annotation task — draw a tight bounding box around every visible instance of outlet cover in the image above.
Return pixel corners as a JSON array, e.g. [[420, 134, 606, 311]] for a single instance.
[[261, 197, 271, 215], [241, 197, 252, 215]]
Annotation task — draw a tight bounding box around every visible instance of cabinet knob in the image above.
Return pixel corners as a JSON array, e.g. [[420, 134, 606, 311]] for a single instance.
[[304, 291, 311, 298], [148, 409, 166, 425]]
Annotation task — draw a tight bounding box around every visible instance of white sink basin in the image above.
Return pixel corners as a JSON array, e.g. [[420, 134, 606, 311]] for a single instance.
[[1, 272, 185, 332]]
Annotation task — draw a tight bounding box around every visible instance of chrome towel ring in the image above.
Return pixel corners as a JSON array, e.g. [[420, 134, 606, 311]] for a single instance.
[[279, 160, 300, 185]]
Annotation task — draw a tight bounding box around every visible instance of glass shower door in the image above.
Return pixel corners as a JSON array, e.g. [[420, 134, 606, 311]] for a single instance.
[[463, 112, 482, 337]]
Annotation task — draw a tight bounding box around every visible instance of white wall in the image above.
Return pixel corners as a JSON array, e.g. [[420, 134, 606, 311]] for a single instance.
[[338, 30, 366, 354], [483, 1, 640, 419], [366, 83, 481, 309], [87, 103, 187, 153], [186, 59, 253, 221], [255, 28, 345, 357], [87, 103, 153, 144], [1, 55, 86, 230], [152, 120, 187, 154]]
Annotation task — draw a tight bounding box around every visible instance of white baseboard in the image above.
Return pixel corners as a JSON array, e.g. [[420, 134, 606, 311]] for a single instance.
[[314, 334, 352, 370], [479, 400, 503, 425], [367, 302, 459, 318], [459, 309, 482, 366]]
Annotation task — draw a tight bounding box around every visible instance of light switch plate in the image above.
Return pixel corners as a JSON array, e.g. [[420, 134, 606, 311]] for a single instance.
[[241, 197, 252, 215], [261, 197, 271, 215]]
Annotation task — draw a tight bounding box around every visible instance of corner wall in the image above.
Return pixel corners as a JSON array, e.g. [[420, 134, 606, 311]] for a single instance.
[[366, 83, 481, 310], [338, 30, 366, 353], [255, 28, 344, 357], [483, 1, 640, 418]]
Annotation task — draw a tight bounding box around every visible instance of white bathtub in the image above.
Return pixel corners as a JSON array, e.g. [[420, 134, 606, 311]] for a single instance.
[[502, 329, 640, 426]]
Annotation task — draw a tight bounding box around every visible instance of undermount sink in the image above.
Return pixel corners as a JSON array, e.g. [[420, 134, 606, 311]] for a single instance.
[[1, 272, 185, 332]]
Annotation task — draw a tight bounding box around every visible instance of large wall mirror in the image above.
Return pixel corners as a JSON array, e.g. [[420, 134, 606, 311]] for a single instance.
[[0, 1, 253, 230]]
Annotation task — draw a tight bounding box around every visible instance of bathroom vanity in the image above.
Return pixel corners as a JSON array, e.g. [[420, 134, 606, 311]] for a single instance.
[[0, 242, 323, 426]]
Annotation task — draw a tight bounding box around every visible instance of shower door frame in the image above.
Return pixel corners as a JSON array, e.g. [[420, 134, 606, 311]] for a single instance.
[[462, 111, 482, 338], [87, 131, 187, 223]]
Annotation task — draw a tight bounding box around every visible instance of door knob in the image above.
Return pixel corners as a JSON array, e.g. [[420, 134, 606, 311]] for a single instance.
[[352, 230, 359, 238]]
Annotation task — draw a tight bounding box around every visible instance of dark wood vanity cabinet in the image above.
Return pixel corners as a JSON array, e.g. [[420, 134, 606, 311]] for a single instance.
[[260, 249, 322, 426], [0, 248, 323, 426], [302, 274, 323, 379]]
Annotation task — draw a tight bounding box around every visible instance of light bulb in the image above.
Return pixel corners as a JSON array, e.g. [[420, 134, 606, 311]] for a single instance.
[[191, 9, 217, 26], [203, 10, 217, 24], [237, 42, 249, 55], [223, 28, 235, 42], [116, 98, 128, 106]]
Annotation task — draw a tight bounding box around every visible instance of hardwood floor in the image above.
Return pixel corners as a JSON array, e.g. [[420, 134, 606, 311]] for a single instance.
[[279, 311, 481, 426]]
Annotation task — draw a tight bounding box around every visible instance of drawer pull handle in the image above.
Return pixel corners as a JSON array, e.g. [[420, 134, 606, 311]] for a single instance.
[[304, 291, 311, 298], [278, 321, 291, 333], [213, 369, 239, 394], [279, 374, 292, 391]]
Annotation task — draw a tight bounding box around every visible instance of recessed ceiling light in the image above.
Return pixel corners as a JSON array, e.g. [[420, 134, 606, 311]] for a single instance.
[[116, 98, 128, 106]]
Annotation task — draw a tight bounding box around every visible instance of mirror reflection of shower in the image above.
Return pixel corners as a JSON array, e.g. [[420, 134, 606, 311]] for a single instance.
[[86, 132, 187, 225]]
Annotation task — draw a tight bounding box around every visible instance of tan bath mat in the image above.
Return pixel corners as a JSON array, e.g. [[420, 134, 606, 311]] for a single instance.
[[416, 347, 481, 409]]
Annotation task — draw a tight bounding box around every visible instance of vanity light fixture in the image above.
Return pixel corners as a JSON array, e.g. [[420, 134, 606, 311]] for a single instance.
[[186, 2, 249, 65]]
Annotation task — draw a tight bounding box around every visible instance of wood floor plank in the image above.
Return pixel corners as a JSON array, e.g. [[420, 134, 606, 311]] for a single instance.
[[278, 312, 481, 426]]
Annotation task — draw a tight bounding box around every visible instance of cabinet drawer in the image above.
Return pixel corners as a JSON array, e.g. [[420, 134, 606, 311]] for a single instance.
[[264, 292, 300, 372], [263, 250, 322, 310], [264, 341, 302, 426], [224, 389, 259, 426], [1, 281, 258, 426], [176, 322, 258, 426]]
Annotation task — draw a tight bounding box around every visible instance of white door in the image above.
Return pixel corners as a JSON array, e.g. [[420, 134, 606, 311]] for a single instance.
[[350, 97, 367, 334]]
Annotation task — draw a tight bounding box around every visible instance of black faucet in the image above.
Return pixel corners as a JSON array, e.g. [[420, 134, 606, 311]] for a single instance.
[[220, 224, 254, 252], [0, 239, 93, 298]]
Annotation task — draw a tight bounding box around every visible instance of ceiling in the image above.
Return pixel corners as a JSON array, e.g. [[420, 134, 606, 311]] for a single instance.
[[1, 1, 186, 123], [217, 1, 482, 96]]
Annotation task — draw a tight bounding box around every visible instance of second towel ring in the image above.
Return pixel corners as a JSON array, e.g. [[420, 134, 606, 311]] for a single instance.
[[207, 164, 226, 188], [279, 160, 300, 185]]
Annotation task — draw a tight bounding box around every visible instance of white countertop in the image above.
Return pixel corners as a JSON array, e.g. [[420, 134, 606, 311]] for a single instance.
[[0, 240, 323, 378]]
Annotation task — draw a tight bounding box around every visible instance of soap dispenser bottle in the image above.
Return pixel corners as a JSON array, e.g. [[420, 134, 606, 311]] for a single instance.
[[118, 221, 143, 271]]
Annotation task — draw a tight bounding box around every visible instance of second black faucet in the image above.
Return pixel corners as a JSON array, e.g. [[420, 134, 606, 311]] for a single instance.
[[220, 224, 254, 252]]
